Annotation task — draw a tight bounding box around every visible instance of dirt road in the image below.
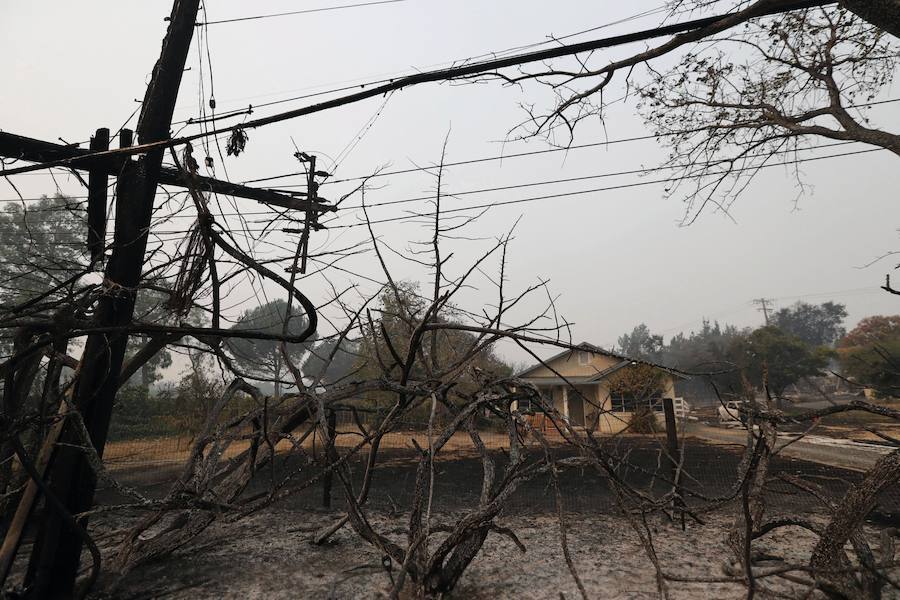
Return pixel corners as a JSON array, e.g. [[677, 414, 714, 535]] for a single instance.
[[687, 422, 892, 472]]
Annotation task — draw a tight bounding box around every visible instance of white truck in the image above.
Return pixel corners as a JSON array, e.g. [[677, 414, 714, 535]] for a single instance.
[[717, 401, 748, 425]]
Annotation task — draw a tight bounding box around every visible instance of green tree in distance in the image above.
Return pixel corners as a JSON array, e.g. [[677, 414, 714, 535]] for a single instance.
[[0, 195, 86, 315], [838, 315, 900, 395], [355, 282, 511, 418], [617, 323, 664, 362], [0, 194, 173, 383], [771, 301, 848, 347], [729, 326, 832, 403], [227, 299, 317, 397]]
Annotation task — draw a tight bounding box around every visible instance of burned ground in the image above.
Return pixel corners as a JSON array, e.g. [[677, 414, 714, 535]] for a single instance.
[[87, 510, 846, 599], [97, 435, 900, 523], [37, 436, 889, 597]]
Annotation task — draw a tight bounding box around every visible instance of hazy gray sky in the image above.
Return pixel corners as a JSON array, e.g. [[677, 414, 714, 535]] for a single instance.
[[3, 0, 899, 365]]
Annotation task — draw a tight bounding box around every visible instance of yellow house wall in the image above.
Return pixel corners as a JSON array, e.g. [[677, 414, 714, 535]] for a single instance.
[[587, 382, 630, 435], [522, 351, 681, 435], [524, 350, 622, 378], [577, 374, 679, 435]]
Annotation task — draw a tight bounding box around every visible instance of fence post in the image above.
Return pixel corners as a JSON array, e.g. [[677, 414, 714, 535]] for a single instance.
[[662, 397, 685, 530], [322, 408, 337, 509]]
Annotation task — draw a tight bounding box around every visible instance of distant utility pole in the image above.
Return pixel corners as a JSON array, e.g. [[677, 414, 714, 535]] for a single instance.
[[284, 152, 324, 275], [752, 298, 775, 326]]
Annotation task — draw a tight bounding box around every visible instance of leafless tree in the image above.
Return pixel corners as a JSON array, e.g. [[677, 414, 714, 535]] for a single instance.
[[637, 6, 899, 223], [2, 126, 899, 600]]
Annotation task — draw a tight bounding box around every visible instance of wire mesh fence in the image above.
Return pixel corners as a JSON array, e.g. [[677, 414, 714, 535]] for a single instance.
[[96, 407, 900, 521]]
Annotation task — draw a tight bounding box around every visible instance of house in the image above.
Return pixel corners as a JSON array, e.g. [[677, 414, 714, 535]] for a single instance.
[[515, 343, 689, 434]]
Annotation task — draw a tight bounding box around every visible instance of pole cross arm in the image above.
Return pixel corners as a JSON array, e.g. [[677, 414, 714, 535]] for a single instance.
[[0, 131, 335, 214], [177, 173, 334, 213]]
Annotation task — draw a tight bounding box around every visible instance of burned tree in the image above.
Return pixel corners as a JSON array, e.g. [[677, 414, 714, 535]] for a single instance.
[[1, 2, 899, 599]]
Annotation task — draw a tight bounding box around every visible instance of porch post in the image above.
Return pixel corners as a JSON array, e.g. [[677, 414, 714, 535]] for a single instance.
[[561, 386, 569, 421]]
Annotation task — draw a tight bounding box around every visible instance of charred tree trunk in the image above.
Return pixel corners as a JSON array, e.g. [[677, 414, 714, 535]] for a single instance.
[[842, 0, 900, 39], [810, 449, 900, 599], [0, 329, 44, 530]]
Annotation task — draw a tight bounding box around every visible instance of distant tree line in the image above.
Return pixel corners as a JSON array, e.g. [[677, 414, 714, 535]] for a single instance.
[[617, 301, 900, 404]]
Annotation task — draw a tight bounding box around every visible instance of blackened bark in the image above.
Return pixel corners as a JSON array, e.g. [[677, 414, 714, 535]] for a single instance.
[[810, 449, 900, 599], [842, 0, 900, 38]]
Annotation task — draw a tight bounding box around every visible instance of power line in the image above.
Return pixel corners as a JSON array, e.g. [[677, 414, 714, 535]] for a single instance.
[[195, 0, 408, 26], [0, 144, 880, 227], [773, 286, 881, 301], [7, 118, 886, 205], [247, 133, 663, 186], [193, 0, 834, 141], [313, 140, 866, 203], [323, 146, 887, 228], [249, 97, 900, 187], [0, 0, 837, 178], [0, 145, 886, 239], [174, 3, 673, 124], [330, 141, 864, 210]]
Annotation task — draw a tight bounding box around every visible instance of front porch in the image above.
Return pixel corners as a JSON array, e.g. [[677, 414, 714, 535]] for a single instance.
[[517, 380, 688, 434]]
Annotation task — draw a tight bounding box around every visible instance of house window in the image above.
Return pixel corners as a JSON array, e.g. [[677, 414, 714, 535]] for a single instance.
[[518, 391, 552, 414], [577, 351, 591, 366], [611, 395, 650, 413]]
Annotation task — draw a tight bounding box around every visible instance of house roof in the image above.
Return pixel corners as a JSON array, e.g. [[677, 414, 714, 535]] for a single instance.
[[516, 342, 690, 381]]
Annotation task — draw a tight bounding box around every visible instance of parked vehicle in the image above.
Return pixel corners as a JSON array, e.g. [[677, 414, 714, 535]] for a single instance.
[[718, 401, 747, 425]]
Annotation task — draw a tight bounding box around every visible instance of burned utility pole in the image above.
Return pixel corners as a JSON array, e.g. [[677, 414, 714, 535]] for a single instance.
[[662, 398, 685, 530], [0, 132, 331, 214], [86, 128, 110, 265], [0, 104, 332, 600], [23, 1, 202, 595], [0, 7, 333, 594]]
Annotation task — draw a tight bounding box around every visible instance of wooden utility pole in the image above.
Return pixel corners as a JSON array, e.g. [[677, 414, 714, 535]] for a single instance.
[[24, 1, 201, 596], [0, 129, 330, 598], [119, 128, 133, 150], [300, 154, 317, 274], [86, 128, 109, 264], [752, 298, 774, 326]]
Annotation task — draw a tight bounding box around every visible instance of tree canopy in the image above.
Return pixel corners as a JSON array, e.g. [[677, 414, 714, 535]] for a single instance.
[[0, 194, 174, 386], [771, 301, 847, 347], [227, 299, 317, 395], [617, 323, 664, 362], [355, 282, 512, 409], [839, 315, 900, 347], [729, 326, 832, 397], [615, 312, 847, 400], [665, 319, 747, 372], [838, 314, 900, 393], [0, 194, 86, 310]]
